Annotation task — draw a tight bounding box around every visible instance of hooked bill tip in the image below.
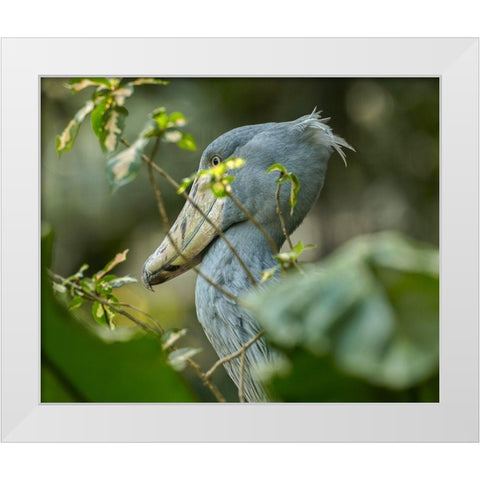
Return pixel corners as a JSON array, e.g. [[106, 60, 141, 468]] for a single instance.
[[141, 266, 154, 291]]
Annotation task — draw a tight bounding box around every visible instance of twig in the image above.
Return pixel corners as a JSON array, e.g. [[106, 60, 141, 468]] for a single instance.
[[148, 138, 170, 226], [185, 358, 226, 403], [121, 138, 257, 288], [275, 183, 294, 250], [238, 349, 246, 403], [273, 182, 304, 275], [227, 190, 279, 255], [204, 331, 264, 379], [116, 301, 165, 334]]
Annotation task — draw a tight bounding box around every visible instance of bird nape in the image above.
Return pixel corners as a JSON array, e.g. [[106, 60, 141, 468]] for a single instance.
[[142, 111, 354, 402]]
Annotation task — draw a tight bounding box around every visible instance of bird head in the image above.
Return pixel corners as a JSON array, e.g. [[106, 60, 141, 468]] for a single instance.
[[142, 111, 353, 288]]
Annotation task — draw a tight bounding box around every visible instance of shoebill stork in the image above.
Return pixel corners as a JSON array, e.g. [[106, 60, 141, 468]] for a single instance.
[[142, 111, 353, 402]]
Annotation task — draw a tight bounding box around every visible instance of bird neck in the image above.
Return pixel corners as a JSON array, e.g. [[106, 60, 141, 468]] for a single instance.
[[194, 222, 275, 402], [199, 222, 279, 294]]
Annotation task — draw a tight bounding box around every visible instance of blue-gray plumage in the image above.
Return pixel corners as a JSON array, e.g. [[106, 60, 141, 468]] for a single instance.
[[142, 111, 353, 402]]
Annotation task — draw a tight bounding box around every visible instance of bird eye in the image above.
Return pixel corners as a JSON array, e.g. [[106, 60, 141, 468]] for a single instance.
[[210, 155, 222, 166]]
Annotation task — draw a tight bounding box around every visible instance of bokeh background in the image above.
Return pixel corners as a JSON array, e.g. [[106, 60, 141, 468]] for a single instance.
[[41, 77, 439, 402]]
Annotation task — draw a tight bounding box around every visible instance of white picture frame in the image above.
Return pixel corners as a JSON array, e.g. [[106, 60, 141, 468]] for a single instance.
[[1, 37, 478, 442]]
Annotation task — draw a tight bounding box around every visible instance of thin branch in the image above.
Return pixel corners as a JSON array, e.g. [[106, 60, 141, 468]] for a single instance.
[[148, 138, 170, 226], [121, 138, 257, 288], [275, 183, 294, 250], [204, 331, 264, 379], [227, 190, 279, 255], [116, 301, 165, 334], [185, 358, 226, 403], [238, 349, 246, 403], [273, 183, 303, 275]]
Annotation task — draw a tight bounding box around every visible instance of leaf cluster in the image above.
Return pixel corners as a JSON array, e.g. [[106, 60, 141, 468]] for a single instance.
[[177, 157, 245, 198], [274, 241, 316, 268], [55, 77, 197, 191], [52, 249, 137, 330]]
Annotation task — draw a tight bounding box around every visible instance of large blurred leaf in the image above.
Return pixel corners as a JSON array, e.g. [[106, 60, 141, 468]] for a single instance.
[[106, 137, 149, 191], [41, 363, 79, 402], [247, 232, 439, 401], [42, 285, 198, 402], [41, 231, 197, 402]]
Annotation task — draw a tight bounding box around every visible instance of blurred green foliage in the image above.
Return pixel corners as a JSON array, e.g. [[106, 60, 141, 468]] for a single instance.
[[247, 232, 439, 402], [42, 291, 197, 402], [41, 77, 439, 402], [41, 230, 197, 402]]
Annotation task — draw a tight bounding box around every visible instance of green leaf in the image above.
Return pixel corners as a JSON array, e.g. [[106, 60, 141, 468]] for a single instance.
[[266, 163, 288, 175], [161, 328, 188, 350], [163, 129, 183, 143], [211, 181, 228, 198], [90, 97, 111, 137], [289, 173, 300, 214], [64, 263, 90, 285], [260, 266, 280, 283], [168, 347, 202, 371], [79, 277, 96, 293], [167, 112, 187, 127], [177, 174, 197, 194], [96, 281, 113, 295], [69, 295, 86, 310], [106, 137, 149, 190], [52, 282, 67, 294], [274, 241, 313, 267], [209, 162, 227, 178], [77, 264, 89, 275], [147, 108, 196, 150], [129, 78, 169, 86], [91, 301, 107, 327], [225, 157, 245, 169], [112, 84, 134, 106], [101, 274, 117, 283], [222, 175, 236, 185], [176, 132, 197, 151], [108, 275, 137, 288], [91, 299, 115, 330], [152, 107, 169, 130], [103, 304, 117, 330], [94, 249, 129, 281], [91, 98, 128, 154], [55, 101, 95, 156], [102, 106, 128, 153], [67, 78, 112, 93], [247, 232, 439, 398]]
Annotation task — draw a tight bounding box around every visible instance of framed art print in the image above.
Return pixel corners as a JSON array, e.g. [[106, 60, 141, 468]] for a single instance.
[[1, 37, 478, 442]]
